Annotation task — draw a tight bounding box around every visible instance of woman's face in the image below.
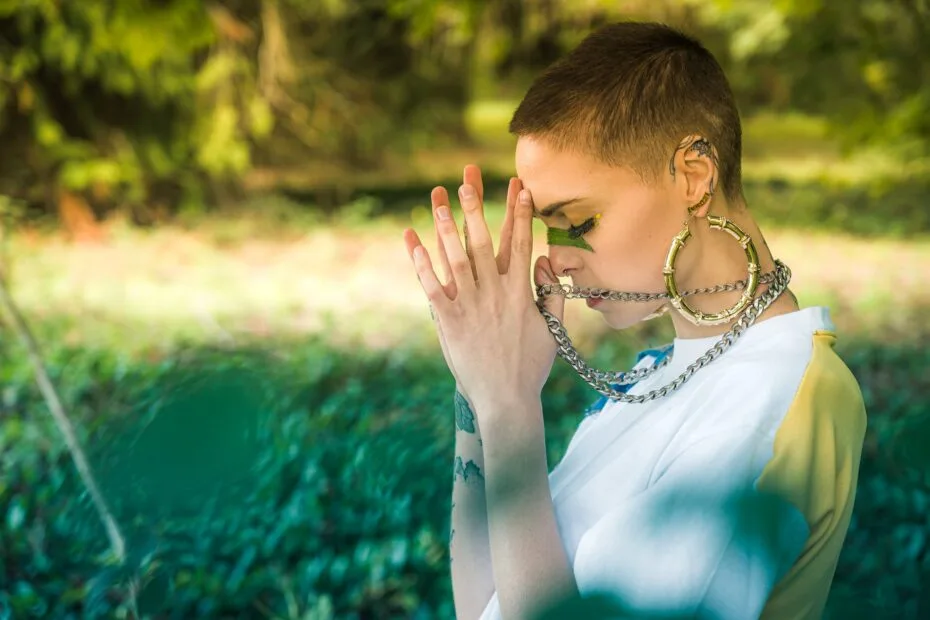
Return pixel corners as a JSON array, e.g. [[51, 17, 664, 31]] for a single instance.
[[515, 136, 687, 330]]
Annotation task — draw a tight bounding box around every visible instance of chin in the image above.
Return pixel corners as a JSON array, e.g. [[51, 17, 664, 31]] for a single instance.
[[601, 311, 643, 331], [601, 305, 667, 331]]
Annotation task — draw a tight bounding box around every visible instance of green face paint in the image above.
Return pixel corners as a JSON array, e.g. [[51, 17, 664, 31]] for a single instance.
[[547, 226, 594, 251]]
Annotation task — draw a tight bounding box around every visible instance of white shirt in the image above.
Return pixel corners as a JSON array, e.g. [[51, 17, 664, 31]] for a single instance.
[[478, 306, 867, 619]]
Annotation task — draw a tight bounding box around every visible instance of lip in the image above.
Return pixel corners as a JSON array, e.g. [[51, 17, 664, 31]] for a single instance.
[[586, 298, 603, 309]]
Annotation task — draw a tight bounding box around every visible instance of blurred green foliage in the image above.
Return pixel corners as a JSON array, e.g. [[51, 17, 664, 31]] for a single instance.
[[704, 0, 930, 158], [1, 328, 929, 617], [0, 0, 229, 213], [0, 0, 928, 221], [0, 0, 483, 218]]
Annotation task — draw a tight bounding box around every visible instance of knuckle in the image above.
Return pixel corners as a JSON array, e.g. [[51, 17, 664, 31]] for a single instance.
[[469, 237, 491, 253], [450, 256, 471, 274], [465, 198, 483, 213]]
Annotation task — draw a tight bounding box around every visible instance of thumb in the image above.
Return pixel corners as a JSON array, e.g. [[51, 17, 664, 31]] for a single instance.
[[533, 256, 565, 321]]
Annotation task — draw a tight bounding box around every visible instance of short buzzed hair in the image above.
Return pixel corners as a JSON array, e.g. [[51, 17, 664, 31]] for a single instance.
[[510, 22, 743, 202]]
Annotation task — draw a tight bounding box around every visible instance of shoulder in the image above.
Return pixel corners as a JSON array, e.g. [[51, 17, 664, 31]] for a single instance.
[[652, 325, 867, 522], [676, 319, 865, 441]]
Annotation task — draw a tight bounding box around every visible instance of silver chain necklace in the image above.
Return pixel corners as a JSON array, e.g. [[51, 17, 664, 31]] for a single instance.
[[534, 260, 792, 404]]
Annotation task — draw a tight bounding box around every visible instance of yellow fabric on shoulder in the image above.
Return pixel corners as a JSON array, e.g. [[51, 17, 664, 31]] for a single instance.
[[758, 330, 867, 619]]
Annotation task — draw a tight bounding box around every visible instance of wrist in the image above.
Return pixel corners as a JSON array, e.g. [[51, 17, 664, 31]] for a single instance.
[[470, 389, 541, 427], [453, 388, 482, 437]]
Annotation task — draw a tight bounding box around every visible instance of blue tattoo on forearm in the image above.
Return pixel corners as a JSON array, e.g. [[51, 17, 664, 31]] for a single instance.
[[454, 390, 477, 433]]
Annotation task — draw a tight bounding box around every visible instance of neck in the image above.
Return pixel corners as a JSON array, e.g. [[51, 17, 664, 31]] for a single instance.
[[664, 199, 799, 339]]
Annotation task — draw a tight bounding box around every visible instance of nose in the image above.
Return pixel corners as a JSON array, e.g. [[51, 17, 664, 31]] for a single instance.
[[547, 244, 582, 278]]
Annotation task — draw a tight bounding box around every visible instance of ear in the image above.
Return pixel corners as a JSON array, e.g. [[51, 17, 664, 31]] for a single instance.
[[670, 134, 718, 217]]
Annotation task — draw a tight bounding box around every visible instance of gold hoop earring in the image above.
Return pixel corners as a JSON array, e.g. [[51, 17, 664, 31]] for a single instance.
[[663, 214, 761, 326]]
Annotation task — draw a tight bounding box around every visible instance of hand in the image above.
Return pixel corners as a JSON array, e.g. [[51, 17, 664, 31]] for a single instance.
[[428, 166, 522, 396], [403, 165, 566, 418]]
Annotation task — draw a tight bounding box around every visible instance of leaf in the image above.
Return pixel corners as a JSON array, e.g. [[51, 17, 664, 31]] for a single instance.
[[85, 565, 125, 616], [227, 545, 257, 593], [125, 533, 160, 574], [894, 413, 930, 472], [5, 497, 26, 531], [137, 570, 171, 615], [546, 226, 593, 251]]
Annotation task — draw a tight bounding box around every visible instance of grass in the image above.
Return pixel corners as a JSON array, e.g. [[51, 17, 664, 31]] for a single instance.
[[4, 192, 929, 364]]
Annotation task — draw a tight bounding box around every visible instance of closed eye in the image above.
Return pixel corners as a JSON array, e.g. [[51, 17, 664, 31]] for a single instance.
[[568, 217, 597, 238]]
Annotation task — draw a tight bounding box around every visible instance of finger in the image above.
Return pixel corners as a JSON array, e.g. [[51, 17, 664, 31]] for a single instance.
[[463, 164, 484, 203], [434, 192, 477, 295], [534, 255, 565, 320], [509, 188, 535, 282], [430, 187, 459, 299], [405, 232, 451, 308], [464, 220, 478, 282], [458, 183, 499, 286], [463, 166, 485, 280], [496, 177, 522, 274], [403, 227, 421, 256], [460, 170, 480, 282]]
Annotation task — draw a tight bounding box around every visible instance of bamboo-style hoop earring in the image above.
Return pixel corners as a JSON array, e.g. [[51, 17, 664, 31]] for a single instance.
[[663, 195, 761, 326]]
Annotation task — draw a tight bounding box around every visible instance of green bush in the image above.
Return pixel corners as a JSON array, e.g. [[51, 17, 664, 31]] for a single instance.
[[0, 330, 928, 618], [745, 177, 930, 239]]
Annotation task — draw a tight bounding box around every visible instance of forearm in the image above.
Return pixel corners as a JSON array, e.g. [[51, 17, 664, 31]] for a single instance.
[[479, 395, 578, 620], [451, 390, 495, 619]]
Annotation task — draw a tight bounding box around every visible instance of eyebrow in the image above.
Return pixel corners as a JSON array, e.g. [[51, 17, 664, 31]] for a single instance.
[[534, 197, 584, 218]]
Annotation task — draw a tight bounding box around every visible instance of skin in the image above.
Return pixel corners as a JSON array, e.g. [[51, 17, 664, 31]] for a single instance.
[[402, 170, 558, 410], [404, 166, 575, 617], [516, 134, 799, 338]]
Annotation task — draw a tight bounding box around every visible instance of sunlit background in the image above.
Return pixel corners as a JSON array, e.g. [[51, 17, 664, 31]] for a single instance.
[[1, 1, 929, 618]]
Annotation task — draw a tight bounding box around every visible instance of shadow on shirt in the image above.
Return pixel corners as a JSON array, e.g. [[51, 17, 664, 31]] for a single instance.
[[511, 485, 803, 620]]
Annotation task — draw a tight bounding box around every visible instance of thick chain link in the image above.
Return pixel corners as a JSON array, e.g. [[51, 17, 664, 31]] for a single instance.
[[535, 260, 792, 404]]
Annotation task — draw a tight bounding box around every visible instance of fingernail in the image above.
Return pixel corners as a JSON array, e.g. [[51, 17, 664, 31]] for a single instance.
[[459, 184, 476, 199], [437, 206, 451, 221], [413, 246, 425, 260], [519, 190, 531, 204]]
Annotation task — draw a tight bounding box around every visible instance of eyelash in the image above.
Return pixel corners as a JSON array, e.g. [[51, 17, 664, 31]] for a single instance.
[[568, 216, 598, 238]]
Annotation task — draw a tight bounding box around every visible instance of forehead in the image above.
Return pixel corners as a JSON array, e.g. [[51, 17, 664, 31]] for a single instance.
[[514, 137, 640, 202], [515, 136, 594, 178]]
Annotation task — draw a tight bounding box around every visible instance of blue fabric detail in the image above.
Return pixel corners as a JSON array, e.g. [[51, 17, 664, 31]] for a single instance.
[[581, 344, 674, 418], [636, 344, 674, 365]]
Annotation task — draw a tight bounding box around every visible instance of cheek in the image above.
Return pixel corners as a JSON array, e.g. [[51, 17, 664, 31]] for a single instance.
[[592, 221, 673, 284], [586, 219, 674, 328], [603, 193, 678, 251]]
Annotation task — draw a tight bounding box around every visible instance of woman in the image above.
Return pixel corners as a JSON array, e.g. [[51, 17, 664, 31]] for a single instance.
[[402, 22, 866, 620]]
